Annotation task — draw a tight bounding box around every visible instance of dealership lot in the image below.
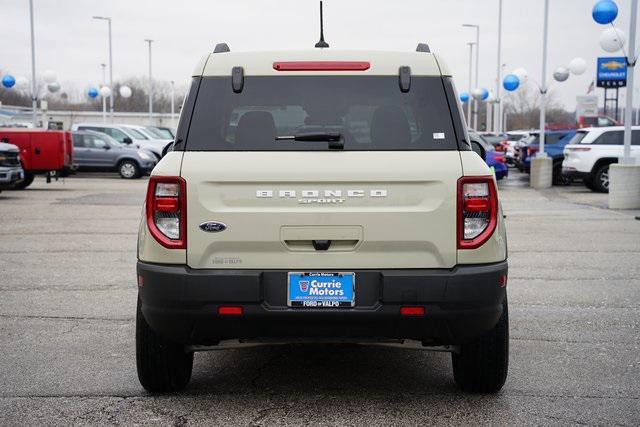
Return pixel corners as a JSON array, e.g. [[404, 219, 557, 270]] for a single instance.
[[0, 171, 639, 425]]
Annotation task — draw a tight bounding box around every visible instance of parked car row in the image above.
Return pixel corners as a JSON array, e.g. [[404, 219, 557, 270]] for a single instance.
[[70, 123, 173, 160], [468, 130, 508, 180], [0, 124, 175, 189]]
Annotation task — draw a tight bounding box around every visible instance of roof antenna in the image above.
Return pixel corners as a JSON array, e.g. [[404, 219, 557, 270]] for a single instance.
[[315, 1, 329, 48]]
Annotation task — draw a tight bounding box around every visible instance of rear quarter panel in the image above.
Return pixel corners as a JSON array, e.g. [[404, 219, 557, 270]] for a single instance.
[[137, 152, 186, 264], [458, 151, 508, 264]]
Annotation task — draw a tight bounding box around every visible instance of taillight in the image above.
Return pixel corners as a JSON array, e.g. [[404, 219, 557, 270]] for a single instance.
[[457, 176, 498, 249], [528, 147, 539, 156], [494, 155, 505, 163], [146, 176, 186, 249]]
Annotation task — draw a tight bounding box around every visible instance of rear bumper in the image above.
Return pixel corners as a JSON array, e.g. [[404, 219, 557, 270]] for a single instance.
[[562, 168, 590, 181], [137, 260, 508, 346]]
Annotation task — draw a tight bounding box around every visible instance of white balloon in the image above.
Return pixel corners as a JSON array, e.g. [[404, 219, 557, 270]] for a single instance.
[[600, 27, 626, 52], [42, 69, 57, 83], [568, 57, 587, 75], [15, 76, 29, 89], [47, 82, 61, 93], [99, 86, 112, 97], [512, 67, 529, 84], [471, 88, 485, 100], [119, 85, 132, 98]]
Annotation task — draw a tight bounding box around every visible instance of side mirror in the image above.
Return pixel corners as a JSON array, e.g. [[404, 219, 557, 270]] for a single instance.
[[162, 141, 175, 158], [470, 140, 486, 161], [122, 137, 133, 145]]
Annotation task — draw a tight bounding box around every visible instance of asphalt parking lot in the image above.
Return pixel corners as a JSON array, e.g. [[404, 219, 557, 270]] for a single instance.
[[1, 170, 639, 425]]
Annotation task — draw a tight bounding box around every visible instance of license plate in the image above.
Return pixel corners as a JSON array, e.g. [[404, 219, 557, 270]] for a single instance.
[[288, 272, 355, 308]]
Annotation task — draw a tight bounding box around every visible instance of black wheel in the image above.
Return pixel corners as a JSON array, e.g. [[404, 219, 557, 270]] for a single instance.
[[136, 297, 193, 393], [592, 163, 610, 193], [13, 172, 35, 190], [118, 160, 140, 179], [452, 299, 509, 393]]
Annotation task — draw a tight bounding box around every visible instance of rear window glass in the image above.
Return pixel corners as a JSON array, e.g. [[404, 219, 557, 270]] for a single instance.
[[184, 76, 460, 151], [568, 132, 587, 145]]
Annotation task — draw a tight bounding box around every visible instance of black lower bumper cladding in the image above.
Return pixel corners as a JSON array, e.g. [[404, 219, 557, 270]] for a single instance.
[[137, 260, 508, 346]]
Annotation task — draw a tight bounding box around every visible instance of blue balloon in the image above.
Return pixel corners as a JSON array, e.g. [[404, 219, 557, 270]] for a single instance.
[[460, 92, 470, 103], [592, 0, 618, 25], [2, 75, 16, 89], [503, 74, 520, 91], [88, 87, 99, 98], [480, 88, 489, 101]]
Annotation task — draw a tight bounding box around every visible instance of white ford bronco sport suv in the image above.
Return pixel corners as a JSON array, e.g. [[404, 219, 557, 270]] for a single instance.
[[136, 43, 509, 393]]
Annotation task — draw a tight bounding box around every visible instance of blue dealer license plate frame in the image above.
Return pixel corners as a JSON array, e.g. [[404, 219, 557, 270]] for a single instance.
[[287, 272, 355, 308]]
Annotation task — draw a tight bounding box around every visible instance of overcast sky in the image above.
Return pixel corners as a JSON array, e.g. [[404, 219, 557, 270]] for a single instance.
[[1, 0, 637, 109]]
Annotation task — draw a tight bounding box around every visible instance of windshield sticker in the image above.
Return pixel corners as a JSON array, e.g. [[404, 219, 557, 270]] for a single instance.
[[433, 132, 445, 140]]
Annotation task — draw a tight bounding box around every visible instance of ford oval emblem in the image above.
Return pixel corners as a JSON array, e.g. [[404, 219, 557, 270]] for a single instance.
[[199, 221, 227, 233]]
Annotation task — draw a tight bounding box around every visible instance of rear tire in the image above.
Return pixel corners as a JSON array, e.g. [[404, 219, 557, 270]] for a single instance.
[[13, 172, 35, 190], [592, 163, 610, 193], [136, 297, 193, 393], [118, 160, 140, 179], [452, 299, 509, 393]]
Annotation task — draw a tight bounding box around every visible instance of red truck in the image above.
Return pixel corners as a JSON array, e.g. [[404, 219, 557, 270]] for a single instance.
[[0, 129, 75, 189]]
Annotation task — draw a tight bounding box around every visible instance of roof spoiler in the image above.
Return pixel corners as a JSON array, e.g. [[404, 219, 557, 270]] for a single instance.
[[416, 43, 431, 53]]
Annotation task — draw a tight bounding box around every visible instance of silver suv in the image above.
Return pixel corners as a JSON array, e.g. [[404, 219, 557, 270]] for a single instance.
[[72, 131, 156, 179], [136, 44, 509, 394]]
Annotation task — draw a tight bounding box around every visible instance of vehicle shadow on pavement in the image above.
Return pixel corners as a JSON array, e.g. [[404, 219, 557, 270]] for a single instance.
[[188, 343, 458, 396]]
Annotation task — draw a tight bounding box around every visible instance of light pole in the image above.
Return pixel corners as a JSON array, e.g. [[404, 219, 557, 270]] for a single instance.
[[495, 0, 503, 133], [170, 80, 176, 126], [530, 0, 553, 189], [28, 0, 37, 127], [622, 0, 637, 165], [463, 24, 480, 129], [145, 39, 153, 123], [593, 0, 640, 209], [466, 42, 475, 126], [92, 16, 113, 120], [100, 63, 106, 122]]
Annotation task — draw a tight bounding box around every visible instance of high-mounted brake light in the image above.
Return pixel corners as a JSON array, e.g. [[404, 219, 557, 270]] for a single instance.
[[146, 176, 186, 249], [273, 61, 370, 71], [457, 176, 498, 249]]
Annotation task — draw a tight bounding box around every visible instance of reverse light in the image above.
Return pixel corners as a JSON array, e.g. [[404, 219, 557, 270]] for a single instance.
[[146, 176, 186, 249], [457, 176, 498, 249]]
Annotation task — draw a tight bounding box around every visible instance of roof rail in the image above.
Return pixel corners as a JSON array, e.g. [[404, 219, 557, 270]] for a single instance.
[[213, 43, 230, 53], [416, 43, 431, 53]]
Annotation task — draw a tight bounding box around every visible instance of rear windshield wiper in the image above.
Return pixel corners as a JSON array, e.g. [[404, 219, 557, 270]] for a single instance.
[[276, 132, 344, 149]]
